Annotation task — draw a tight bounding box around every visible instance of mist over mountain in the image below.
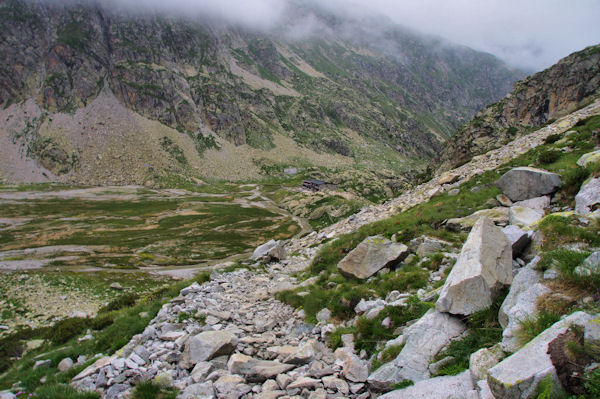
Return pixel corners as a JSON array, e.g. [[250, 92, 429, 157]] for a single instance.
[[0, 0, 523, 186]]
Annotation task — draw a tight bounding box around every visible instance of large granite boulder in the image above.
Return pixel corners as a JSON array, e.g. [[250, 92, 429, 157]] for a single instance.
[[498, 258, 551, 353], [227, 354, 294, 382], [575, 178, 600, 216], [436, 217, 512, 316], [367, 310, 466, 390], [251, 240, 286, 262], [337, 235, 409, 279], [488, 312, 594, 399], [378, 370, 474, 399], [495, 167, 562, 201], [179, 331, 238, 369]]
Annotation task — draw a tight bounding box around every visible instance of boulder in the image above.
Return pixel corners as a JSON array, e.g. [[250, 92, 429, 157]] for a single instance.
[[58, 357, 74, 372], [179, 331, 237, 369], [285, 339, 320, 365], [446, 207, 509, 232], [498, 259, 551, 353], [577, 150, 600, 167], [502, 225, 531, 258], [469, 344, 505, 380], [227, 354, 295, 382], [513, 196, 550, 211], [316, 308, 331, 323], [496, 194, 513, 207], [378, 370, 474, 399], [495, 167, 562, 201], [342, 354, 370, 383], [367, 310, 466, 390], [574, 251, 600, 276], [252, 240, 286, 262], [438, 172, 461, 185], [436, 217, 512, 316], [488, 312, 594, 399], [575, 178, 600, 215], [337, 235, 409, 279], [409, 236, 452, 257], [509, 206, 544, 228]]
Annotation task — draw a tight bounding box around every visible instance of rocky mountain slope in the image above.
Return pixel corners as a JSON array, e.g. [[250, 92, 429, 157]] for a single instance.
[[440, 44, 600, 169], [0, 0, 521, 185]]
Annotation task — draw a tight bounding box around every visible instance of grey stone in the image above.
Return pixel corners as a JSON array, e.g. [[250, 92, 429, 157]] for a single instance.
[[252, 240, 286, 262], [180, 330, 238, 369], [509, 206, 544, 227], [191, 361, 214, 383], [575, 251, 600, 276], [367, 310, 466, 390], [276, 373, 292, 389], [285, 339, 320, 365], [337, 235, 409, 279], [585, 315, 600, 345], [378, 370, 474, 398], [322, 376, 350, 394], [255, 391, 286, 399], [502, 225, 531, 258], [469, 344, 505, 381], [342, 354, 370, 382], [286, 376, 322, 390], [33, 359, 51, 369], [227, 354, 294, 382], [495, 167, 562, 201], [446, 207, 509, 232], [577, 150, 600, 167], [488, 312, 594, 399], [307, 388, 327, 399], [180, 381, 215, 399], [428, 356, 455, 375], [57, 357, 74, 372], [106, 384, 129, 399], [436, 217, 512, 316], [409, 236, 452, 257], [496, 194, 513, 207], [513, 196, 550, 211], [498, 259, 551, 353], [316, 308, 331, 323]]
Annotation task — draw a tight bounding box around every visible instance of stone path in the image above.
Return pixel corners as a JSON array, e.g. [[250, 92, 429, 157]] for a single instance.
[[72, 269, 372, 399]]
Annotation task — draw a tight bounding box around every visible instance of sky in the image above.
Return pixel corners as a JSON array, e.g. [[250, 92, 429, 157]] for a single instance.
[[81, 0, 600, 71]]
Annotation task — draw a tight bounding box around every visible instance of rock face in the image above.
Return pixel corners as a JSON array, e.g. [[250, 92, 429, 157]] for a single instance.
[[488, 312, 594, 399], [498, 258, 551, 353], [436, 217, 512, 315], [251, 240, 286, 262], [378, 370, 474, 399], [367, 310, 466, 390], [495, 167, 562, 202], [575, 178, 600, 216], [337, 235, 409, 279], [440, 44, 600, 169]]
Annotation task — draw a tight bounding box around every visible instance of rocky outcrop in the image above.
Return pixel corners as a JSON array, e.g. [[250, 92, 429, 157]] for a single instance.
[[441, 44, 600, 169], [495, 167, 562, 202], [337, 235, 409, 279], [575, 178, 600, 216], [367, 310, 466, 390], [436, 217, 512, 316]]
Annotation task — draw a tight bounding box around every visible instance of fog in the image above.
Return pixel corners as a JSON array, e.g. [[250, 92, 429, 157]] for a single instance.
[[43, 0, 600, 71]]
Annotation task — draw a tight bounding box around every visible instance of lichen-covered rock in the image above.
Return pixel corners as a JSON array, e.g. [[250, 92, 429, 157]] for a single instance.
[[574, 251, 600, 277], [469, 344, 505, 380], [367, 310, 466, 390], [495, 167, 562, 201], [509, 205, 544, 227], [446, 208, 509, 232], [378, 371, 474, 398], [575, 178, 600, 216], [337, 235, 409, 279], [488, 312, 594, 399], [436, 217, 512, 316], [577, 150, 600, 167]]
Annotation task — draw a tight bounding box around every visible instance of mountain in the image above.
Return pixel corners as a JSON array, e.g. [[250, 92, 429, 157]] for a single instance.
[[0, 0, 522, 185], [440, 44, 600, 169]]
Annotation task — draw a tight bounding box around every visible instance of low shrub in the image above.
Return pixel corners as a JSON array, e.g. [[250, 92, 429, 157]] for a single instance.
[[544, 133, 561, 144], [516, 311, 561, 345], [132, 381, 177, 399], [99, 293, 139, 313], [537, 149, 561, 165], [48, 317, 88, 345]]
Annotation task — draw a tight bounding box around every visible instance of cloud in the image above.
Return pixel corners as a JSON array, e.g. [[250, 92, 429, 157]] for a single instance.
[[329, 0, 600, 70], [45, 0, 600, 71]]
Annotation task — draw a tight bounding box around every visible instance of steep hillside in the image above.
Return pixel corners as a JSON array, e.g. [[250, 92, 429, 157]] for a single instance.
[[0, 0, 521, 185], [440, 44, 600, 169]]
